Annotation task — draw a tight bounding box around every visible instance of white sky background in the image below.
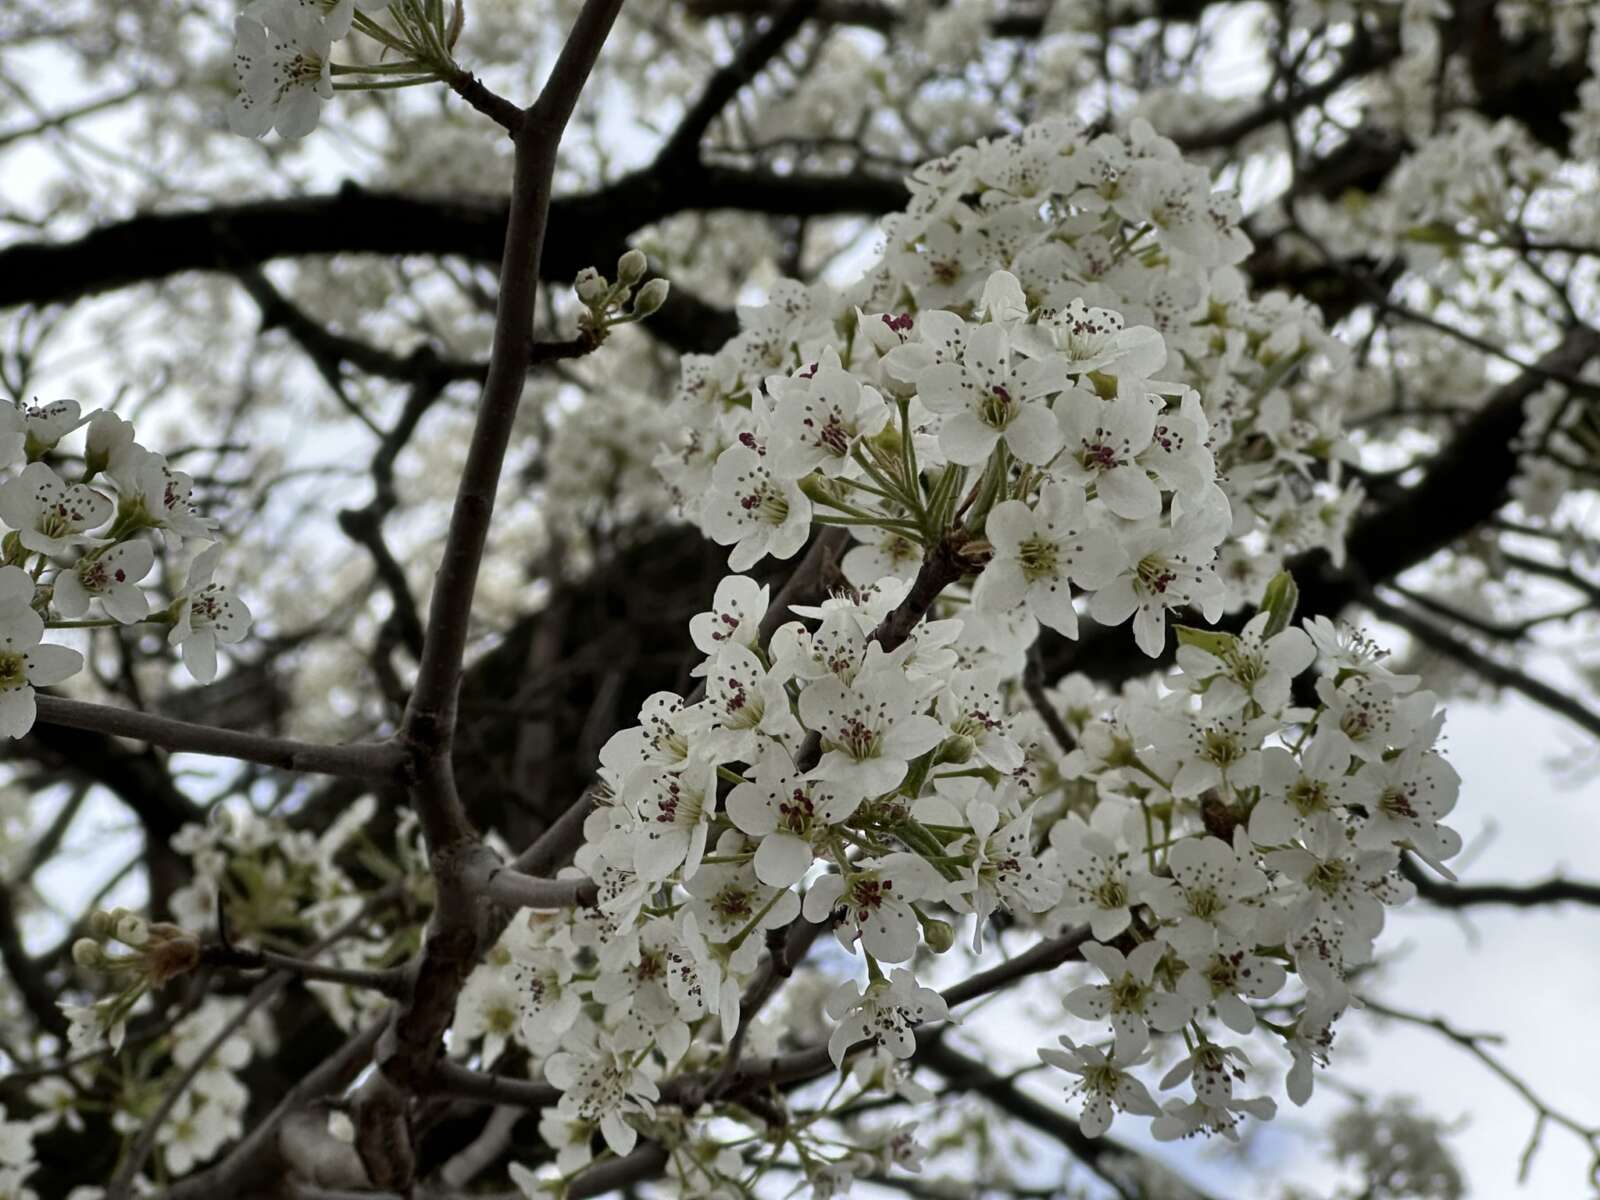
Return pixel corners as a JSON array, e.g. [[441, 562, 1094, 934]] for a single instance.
[[6, 5, 1600, 1198]]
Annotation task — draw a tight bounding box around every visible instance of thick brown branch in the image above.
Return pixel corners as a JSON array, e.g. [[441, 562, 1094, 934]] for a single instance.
[[33, 695, 404, 780]]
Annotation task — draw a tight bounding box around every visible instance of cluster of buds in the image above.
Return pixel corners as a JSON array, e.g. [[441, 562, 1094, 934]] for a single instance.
[[63, 911, 201, 1055], [575, 249, 671, 339], [73, 909, 201, 988]]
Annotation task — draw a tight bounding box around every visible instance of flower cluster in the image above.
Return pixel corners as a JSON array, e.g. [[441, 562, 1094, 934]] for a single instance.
[[0, 399, 251, 739], [80, 105, 1475, 1195], [1032, 611, 1459, 1139], [453, 557, 1461, 1191], [229, 0, 466, 140], [657, 117, 1356, 613], [447, 116, 1465, 1190]]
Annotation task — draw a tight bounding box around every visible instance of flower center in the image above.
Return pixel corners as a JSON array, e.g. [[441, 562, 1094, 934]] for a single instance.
[[739, 483, 790, 526], [1017, 534, 1061, 583], [1109, 975, 1150, 1012], [979, 385, 1015, 429], [1308, 858, 1349, 896], [1135, 554, 1177, 595], [778, 786, 815, 835], [1092, 877, 1127, 909], [0, 652, 25, 691]]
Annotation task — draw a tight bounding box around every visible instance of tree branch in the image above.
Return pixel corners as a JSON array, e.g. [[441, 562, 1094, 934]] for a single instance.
[[658, 0, 818, 165], [1363, 591, 1600, 743], [1402, 855, 1600, 908], [33, 695, 404, 780]]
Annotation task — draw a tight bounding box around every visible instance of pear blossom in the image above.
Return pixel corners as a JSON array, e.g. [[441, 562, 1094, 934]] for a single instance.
[[1313, 675, 1429, 764], [599, 691, 712, 779], [726, 751, 861, 887], [799, 654, 946, 800], [1045, 820, 1139, 942], [1151, 1090, 1277, 1143], [0, 463, 111, 555], [625, 759, 718, 882], [168, 545, 252, 684], [24, 1077, 82, 1134], [1088, 514, 1227, 656], [1038, 1035, 1161, 1137], [511, 948, 584, 1053], [934, 673, 1024, 773], [1343, 744, 1462, 872], [229, 3, 334, 140], [1174, 611, 1316, 717], [665, 914, 743, 1043], [1176, 932, 1286, 1035], [1064, 940, 1194, 1059], [6, 398, 85, 460], [944, 796, 1059, 950], [1054, 390, 1163, 519], [0, 1108, 31, 1169], [767, 350, 890, 478], [83, 411, 135, 477], [1140, 833, 1270, 955], [0, 567, 84, 739], [916, 320, 1065, 466], [682, 838, 800, 954], [1145, 708, 1276, 799], [702, 642, 802, 760], [53, 540, 154, 623], [975, 483, 1124, 636], [1266, 819, 1410, 941], [703, 443, 813, 570], [453, 962, 525, 1063], [688, 574, 769, 665], [108, 449, 215, 541], [545, 1034, 660, 1158], [1248, 735, 1348, 846], [803, 853, 942, 963], [825, 967, 948, 1066]]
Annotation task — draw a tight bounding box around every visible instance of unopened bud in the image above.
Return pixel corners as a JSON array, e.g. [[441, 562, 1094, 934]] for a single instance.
[[796, 473, 837, 505], [574, 267, 608, 305], [935, 734, 975, 765], [632, 277, 670, 318], [114, 914, 149, 947], [616, 248, 648, 286], [919, 916, 956, 954], [866, 424, 902, 459], [88, 910, 115, 938], [72, 938, 104, 968], [84, 411, 135, 478]]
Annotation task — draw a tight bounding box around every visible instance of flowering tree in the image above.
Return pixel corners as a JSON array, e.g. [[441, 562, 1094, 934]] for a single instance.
[[1, 1, 1598, 1197]]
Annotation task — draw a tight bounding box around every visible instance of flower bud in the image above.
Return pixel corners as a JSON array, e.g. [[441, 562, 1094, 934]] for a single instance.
[[796, 473, 838, 506], [85, 411, 135, 478], [616, 248, 648, 286], [574, 267, 608, 305], [88, 910, 116, 938], [866, 424, 903, 459], [935, 734, 975, 765], [114, 914, 150, 947], [919, 916, 956, 954], [72, 938, 104, 968], [632, 278, 670, 318]]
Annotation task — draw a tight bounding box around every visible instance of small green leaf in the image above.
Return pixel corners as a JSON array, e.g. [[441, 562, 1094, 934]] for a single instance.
[[1260, 571, 1299, 637], [1174, 624, 1238, 658]]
